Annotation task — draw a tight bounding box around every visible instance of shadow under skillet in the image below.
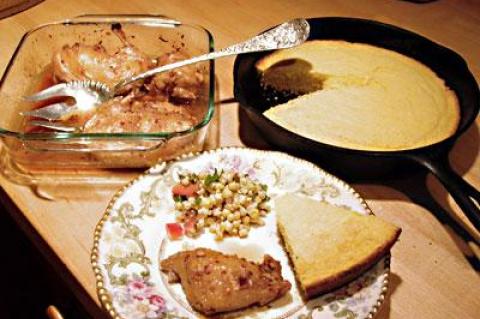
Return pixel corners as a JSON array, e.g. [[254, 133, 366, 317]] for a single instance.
[[353, 171, 480, 270], [443, 121, 480, 206], [448, 119, 480, 175], [237, 106, 480, 270]]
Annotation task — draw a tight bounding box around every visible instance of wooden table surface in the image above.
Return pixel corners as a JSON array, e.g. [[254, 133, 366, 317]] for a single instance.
[[1, 0, 479, 318]]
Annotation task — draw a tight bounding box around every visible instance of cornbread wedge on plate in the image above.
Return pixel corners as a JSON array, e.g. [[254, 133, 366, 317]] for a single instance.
[[275, 194, 401, 299]]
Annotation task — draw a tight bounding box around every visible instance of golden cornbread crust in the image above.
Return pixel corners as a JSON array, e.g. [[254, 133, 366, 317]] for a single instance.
[[275, 194, 401, 299], [257, 40, 460, 151]]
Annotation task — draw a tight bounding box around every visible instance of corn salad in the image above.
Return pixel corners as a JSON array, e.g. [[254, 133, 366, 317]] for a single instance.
[[171, 169, 270, 240]]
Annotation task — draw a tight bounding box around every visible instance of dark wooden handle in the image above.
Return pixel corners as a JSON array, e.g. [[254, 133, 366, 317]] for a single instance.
[[46, 305, 64, 319]]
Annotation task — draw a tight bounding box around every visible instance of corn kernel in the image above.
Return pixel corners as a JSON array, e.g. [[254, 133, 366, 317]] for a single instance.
[[209, 224, 217, 233], [222, 188, 233, 199], [249, 209, 259, 219], [239, 207, 247, 217], [224, 221, 233, 231], [233, 211, 241, 220], [228, 182, 240, 192], [200, 197, 210, 207], [214, 193, 223, 203], [222, 209, 231, 217], [239, 228, 249, 238], [255, 219, 265, 226]]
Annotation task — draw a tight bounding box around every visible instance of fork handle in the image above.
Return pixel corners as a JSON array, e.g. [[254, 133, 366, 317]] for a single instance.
[[112, 18, 309, 94], [113, 51, 220, 94], [112, 43, 253, 94]]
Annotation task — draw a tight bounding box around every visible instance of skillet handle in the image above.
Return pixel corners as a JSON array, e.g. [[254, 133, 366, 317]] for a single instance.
[[409, 153, 480, 232]]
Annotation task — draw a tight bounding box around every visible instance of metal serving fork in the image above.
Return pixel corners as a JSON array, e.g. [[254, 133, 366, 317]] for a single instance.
[[22, 18, 310, 131]]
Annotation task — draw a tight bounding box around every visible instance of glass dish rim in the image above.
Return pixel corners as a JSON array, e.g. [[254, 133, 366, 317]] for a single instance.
[[0, 14, 215, 141]]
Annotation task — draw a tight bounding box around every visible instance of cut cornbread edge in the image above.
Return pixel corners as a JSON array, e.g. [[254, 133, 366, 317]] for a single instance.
[[255, 40, 460, 152], [276, 205, 401, 299]]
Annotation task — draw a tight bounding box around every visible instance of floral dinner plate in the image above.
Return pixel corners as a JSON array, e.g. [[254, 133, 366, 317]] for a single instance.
[[91, 148, 390, 319]]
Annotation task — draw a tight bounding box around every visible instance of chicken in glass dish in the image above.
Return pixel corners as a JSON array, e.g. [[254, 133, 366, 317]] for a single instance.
[[27, 26, 206, 135], [0, 15, 214, 174]]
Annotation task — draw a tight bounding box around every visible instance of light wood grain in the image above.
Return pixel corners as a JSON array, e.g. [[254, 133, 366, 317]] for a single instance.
[[0, 1, 479, 319]]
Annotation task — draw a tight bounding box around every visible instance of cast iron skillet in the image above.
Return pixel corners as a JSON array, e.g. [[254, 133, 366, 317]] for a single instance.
[[234, 17, 480, 232]]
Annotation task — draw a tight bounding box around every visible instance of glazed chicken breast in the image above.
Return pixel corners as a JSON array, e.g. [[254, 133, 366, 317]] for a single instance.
[[160, 248, 291, 316], [52, 42, 152, 87], [82, 93, 195, 133]]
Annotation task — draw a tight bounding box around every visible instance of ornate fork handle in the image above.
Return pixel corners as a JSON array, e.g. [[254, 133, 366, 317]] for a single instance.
[[113, 18, 309, 95]]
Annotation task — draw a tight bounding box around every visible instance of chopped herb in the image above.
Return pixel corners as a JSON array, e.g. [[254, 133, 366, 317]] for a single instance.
[[204, 169, 221, 186], [261, 184, 268, 191], [194, 197, 202, 206], [173, 195, 183, 202]]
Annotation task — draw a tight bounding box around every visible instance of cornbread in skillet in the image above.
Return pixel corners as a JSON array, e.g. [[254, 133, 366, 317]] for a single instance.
[[257, 40, 460, 151], [275, 194, 401, 299]]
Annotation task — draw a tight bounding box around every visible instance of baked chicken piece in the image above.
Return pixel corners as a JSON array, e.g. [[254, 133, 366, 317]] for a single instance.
[[160, 248, 291, 316], [52, 42, 152, 87], [148, 52, 206, 103], [82, 93, 195, 133]]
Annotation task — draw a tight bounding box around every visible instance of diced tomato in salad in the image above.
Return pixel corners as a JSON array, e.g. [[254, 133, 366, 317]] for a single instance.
[[166, 223, 184, 240], [172, 183, 199, 197]]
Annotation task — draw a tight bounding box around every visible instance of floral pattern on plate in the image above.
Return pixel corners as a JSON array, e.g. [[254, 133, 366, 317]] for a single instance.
[[92, 148, 390, 319]]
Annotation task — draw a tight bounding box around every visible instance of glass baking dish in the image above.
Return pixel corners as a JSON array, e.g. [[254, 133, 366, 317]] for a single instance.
[[0, 15, 215, 174]]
